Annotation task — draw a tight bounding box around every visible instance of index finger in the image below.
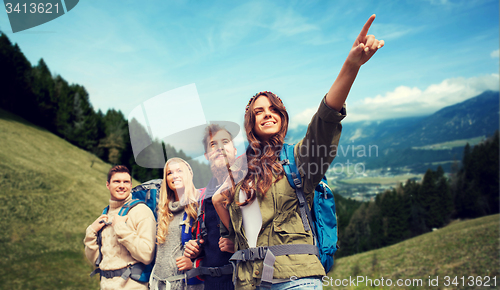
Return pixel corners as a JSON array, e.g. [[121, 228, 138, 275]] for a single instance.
[[359, 14, 376, 37]]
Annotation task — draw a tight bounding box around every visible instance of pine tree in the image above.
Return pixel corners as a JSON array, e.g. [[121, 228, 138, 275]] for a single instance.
[[454, 132, 499, 217], [406, 178, 427, 236], [0, 34, 35, 119], [436, 166, 453, 224], [32, 58, 56, 130]]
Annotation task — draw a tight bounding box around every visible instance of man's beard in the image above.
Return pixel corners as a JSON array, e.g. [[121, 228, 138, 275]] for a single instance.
[[209, 153, 235, 180]]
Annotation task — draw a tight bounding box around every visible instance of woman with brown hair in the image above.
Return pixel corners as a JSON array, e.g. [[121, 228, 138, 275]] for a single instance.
[[150, 158, 203, 290], [213, 14, 384, 290]]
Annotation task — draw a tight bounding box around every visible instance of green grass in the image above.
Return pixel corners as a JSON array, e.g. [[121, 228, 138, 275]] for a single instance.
[[0, 108, 141, 289], [1, 108, 499, 289], [327, 214, 500, 289]]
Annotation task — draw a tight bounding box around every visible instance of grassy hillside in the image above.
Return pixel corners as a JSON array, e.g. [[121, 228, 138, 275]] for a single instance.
[[0, 108, 139, 289], [328, 214, 500, 289], [1, 108, 499, 289]]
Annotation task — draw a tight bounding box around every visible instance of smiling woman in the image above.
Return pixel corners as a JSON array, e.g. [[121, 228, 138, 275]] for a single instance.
[[252, 95, 283, 142], [166, 162, 186, 194], [150, 158, 204, 290], [213, 14, 385, 290]]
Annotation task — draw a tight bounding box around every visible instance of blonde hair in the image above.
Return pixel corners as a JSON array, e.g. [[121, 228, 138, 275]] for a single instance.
[[156, 158, 199, 244]]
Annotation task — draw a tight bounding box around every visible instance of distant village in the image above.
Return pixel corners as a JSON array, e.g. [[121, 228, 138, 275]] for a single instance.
[[328, 166, 423, 202]]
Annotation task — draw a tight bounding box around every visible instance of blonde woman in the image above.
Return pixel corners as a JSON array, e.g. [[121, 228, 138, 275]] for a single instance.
[[150, 158, 203, 290]]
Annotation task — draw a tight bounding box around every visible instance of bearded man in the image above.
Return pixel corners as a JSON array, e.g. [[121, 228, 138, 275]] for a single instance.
[[183, 124, 238, 290]]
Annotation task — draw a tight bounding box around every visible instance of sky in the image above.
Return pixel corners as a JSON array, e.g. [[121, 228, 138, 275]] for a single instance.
[[1, 0, 498, 159]]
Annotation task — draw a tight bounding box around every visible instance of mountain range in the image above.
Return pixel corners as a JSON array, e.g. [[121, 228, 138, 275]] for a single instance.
[[285, 90, 499, 172]]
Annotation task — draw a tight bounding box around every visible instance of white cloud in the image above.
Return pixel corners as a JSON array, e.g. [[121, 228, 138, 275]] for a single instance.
[[270, 9, 319, 37], [372, 23, 424, 40], [349, 74, 499, 122], [290, 74, 500, 124], [289, 108, 317, 129], [491, 49, 499, 58]]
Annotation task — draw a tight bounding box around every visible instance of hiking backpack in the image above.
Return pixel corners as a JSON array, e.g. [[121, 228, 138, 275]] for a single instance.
[[91, 179, 162, 282], [279, 143, 339, 272], [229, 144, 339, 287], [130, 178, 162, 221]]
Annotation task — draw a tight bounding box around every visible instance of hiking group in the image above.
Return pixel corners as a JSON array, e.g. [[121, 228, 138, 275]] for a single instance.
[[84, 15, 384, 290]]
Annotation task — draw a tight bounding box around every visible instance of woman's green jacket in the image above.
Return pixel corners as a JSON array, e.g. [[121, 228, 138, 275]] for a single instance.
[[223, 97, 346, 290]]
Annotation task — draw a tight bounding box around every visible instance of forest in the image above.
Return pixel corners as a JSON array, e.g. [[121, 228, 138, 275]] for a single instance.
[[0, 32, 211, 187], [335, 131, 499, 257]]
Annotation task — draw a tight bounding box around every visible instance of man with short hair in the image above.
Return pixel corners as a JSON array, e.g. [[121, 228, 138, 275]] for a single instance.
[[84, 165, 156, 290], [184, 124, 237, 290]]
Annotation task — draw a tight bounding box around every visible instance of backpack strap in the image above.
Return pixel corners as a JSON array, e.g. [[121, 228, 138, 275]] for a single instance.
[[94, 206, 110, 268], [92, 200, 146, 276], [90, 263, 145, 280], [279, 144, 303, 189], [279, 144, 316, 237], [229, 244, 319, 288], [118, 199, 145, 216], [196, 189, 207, 241], [167, 264, 233, 283], [181, 211, 196, 245], [185, 264, 233, 279]]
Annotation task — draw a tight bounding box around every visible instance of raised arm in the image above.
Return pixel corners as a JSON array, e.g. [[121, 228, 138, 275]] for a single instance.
[[325, 14, 385, 111]]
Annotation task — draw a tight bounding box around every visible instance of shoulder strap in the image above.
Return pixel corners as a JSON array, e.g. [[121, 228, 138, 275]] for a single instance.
[[181, 212, 193, 244], [95, 205, 110, 267], [279, 144, 315, 236], [279, 144, 303, 189], [94, 200, 144, 269], [230, 244, 319, 287], [194, 186, 221, 240], [118, 199, 145, 216], [196, 189, 207, 240]]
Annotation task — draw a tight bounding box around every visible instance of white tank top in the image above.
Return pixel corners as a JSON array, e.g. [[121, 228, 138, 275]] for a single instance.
[[238, 188, 262, 248]]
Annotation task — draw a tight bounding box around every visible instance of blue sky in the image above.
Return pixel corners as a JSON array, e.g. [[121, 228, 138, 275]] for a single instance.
[[1, 0, 498, 155]]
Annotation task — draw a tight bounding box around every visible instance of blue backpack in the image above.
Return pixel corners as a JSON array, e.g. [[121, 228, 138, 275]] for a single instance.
[[279, 144, 339, 273], [91, 179, 162, 282], [130, 179, 162, 221], [229, 144, 340, 287]]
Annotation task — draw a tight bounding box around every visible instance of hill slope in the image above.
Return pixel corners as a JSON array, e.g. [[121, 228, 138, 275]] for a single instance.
[[328, 214, 500, 289], [0, 108, 125, 289], [1, 108, 499, 289]]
